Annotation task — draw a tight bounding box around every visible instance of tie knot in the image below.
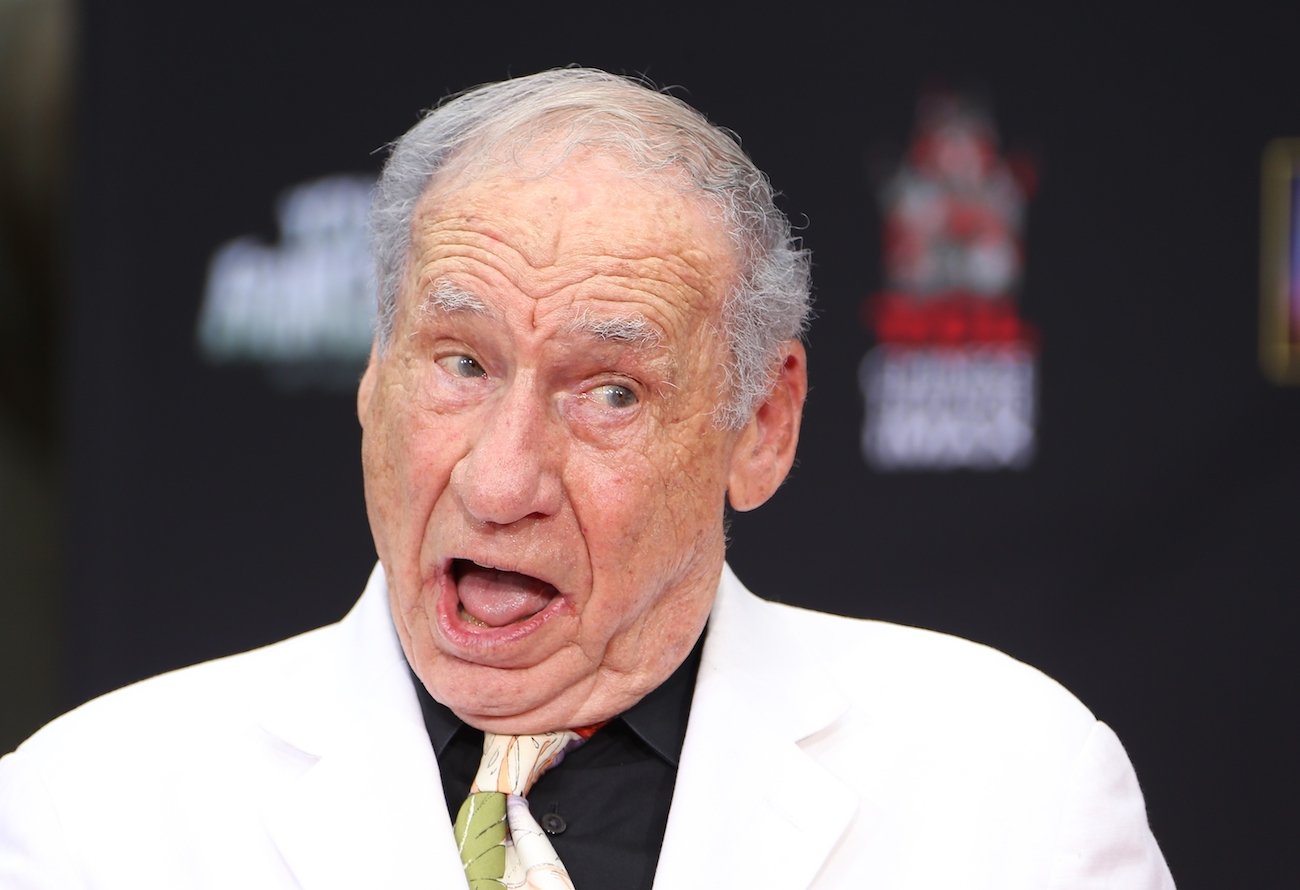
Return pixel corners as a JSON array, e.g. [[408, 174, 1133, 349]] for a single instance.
[[471, 731, 582, 798]]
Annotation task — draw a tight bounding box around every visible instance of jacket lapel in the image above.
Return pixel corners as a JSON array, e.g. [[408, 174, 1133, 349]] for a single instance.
[[251, 563, 856, 889], [258, 567, 465, 889], [653, 565, 858, 890]]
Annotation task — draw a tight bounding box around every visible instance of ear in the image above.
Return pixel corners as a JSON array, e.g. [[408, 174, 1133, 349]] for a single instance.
[[357, 344, 379, 429], [727, 340, 807, 512]]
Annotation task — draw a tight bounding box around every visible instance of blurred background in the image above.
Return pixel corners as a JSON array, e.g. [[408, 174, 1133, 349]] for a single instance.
[[2, 1, 1297, 886]]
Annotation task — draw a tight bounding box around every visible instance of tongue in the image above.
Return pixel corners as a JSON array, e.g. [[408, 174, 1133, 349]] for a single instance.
[[456, 564, 557, 627]]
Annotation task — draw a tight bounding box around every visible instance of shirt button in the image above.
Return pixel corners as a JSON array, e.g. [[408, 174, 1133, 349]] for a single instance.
[[540, 812, 567, 835]]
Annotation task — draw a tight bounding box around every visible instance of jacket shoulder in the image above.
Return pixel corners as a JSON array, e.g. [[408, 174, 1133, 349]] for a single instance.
[[720, 578, 1101, 751], [11, 619, 340, 761]]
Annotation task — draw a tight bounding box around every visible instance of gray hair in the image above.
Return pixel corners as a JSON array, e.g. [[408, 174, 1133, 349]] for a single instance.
[[370, 67, 811, 428]]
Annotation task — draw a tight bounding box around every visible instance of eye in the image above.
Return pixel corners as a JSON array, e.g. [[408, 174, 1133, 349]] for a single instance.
[[589, 383, 638, 409], [436, 354, 487, 378]]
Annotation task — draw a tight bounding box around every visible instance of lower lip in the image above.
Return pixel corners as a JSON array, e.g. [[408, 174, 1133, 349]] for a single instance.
[[432, 568, 569, 659]]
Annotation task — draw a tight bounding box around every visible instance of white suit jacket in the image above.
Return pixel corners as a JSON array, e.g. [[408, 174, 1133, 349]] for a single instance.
[[0, 564, 1174, 888]]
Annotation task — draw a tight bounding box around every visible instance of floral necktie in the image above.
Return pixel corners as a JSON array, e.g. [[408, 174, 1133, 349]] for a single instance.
[[454, 728, 598, 890]]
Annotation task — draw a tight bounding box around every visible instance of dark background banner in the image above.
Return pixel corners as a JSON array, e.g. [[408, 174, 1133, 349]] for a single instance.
[[2, 2, 1297, 887]]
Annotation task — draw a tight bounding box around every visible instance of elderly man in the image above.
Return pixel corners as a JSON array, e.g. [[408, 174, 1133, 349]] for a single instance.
[[0, 68, 1173, 889]]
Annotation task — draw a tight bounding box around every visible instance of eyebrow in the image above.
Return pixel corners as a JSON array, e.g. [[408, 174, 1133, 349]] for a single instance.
[[419, 279, 491, 317], [422, 279, 663, 347], [563, 308, 662, 346]]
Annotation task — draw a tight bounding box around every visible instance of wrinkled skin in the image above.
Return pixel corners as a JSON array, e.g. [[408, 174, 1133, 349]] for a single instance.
[[358, 151, 805, 733]]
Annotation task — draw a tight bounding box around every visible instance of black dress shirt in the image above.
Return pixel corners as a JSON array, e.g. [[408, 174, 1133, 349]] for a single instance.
[[412, 634, 703, 890]]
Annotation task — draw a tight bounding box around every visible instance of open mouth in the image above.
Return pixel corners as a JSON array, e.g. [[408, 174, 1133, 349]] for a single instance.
[[453, 558, 560, 628]]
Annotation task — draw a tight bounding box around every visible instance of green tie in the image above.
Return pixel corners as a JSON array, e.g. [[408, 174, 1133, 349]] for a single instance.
[[454, 730, 590, 890]]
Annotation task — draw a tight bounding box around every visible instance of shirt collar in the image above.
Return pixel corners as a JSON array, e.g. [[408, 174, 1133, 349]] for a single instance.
[[411, 629, 705, 767]]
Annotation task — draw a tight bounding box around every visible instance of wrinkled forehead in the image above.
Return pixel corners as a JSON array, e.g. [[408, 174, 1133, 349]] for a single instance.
[[406, 148, 739, 320]]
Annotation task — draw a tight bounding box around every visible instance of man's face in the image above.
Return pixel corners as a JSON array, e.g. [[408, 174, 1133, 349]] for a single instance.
[[358, 152, 745, 733]]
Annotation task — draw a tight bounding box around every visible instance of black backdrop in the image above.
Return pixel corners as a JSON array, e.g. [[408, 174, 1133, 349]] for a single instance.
[[48, 2, 1300, 886]]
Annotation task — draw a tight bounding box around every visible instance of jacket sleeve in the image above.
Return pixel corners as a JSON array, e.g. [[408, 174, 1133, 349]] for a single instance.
[[1047, 722, 1176, 890]]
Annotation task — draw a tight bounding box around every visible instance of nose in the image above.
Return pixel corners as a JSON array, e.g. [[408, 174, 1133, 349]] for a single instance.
[[450, 379, 563, 526]]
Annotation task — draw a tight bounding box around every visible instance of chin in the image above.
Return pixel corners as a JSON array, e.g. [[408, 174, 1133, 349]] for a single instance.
[[417, 650, 584, 728]]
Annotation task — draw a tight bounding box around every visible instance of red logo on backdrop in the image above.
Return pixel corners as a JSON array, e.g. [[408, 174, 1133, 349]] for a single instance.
[[859, 90, 1041, 470]]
